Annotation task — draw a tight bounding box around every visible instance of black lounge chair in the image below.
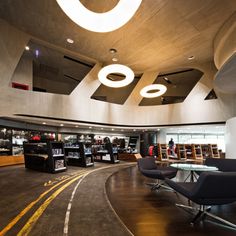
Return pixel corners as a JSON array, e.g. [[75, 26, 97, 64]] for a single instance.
[[137, 157, 177, 191], [166, 171, 236, 229]]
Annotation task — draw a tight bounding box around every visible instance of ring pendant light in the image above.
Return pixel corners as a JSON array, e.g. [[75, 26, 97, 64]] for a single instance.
[[98, 64, 134, 88], [140, 84, 167, 98], [56, 0, 142, 33]]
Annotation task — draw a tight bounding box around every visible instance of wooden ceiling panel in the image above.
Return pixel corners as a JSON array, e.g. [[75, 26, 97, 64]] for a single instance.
[[0, 0, 235, 73]]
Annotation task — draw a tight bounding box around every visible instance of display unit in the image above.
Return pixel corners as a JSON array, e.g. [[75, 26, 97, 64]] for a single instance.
[[128, 136, 139, 153], [201, 144, 212, 158], [184, 144, 193, 159], [0, 128, 12, 156], [176, 144, 187, 160], [12, 130, 28, 156], [191, 144, 203, 159], [157, 143, 168, 161], [23, 141, 67, 173], [92, 137, 119, 164], [210, 144, 220, 158], [65, 142, 94, 167]]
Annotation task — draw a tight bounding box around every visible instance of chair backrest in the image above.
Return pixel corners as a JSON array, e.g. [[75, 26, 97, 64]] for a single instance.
[[192, 171, 236, 205], [205, 158, 236, 172], [137, 157, 157, 171]]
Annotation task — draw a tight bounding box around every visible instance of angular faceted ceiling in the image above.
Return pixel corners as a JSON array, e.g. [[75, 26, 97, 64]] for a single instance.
[[139, 69, 204, 106]]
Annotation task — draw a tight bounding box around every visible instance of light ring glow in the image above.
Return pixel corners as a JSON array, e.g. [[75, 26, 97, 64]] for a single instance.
[[140, 84, 167, 98], [98, 64, 134, 88], [56, 0, 142, 32]]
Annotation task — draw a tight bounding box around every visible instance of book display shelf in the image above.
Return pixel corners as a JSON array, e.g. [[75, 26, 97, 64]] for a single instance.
[[23, 141, 67, 173], [176, 144, 187, 160], [65, 142, 94, 167], [157, 144, 168, 161], [191, 144, 203, 160], [93, 137, 119, 164]]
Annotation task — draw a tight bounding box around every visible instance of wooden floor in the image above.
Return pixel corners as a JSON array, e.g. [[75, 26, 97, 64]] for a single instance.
[[106, 165, 236, 236]]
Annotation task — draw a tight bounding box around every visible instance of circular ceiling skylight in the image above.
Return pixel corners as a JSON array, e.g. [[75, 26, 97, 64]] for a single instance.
[[98, 64, 134, 88], [56, 0, 142, 33], [140, 84, 167, 98]]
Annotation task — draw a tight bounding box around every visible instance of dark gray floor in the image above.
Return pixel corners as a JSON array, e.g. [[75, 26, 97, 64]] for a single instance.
[[0, 163, 134, 236]]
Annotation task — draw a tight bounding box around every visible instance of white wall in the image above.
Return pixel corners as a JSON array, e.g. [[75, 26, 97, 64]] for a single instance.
[[225, 117, 236, 159]]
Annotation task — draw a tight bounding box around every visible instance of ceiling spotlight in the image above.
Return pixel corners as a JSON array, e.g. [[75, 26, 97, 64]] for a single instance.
[[25, 46, 30, 51], [109, 48, 117, 54], [188, 55, 195, 60], [42, 122, 46, 125], [67, 38, 74, 44], [98, 64, 134, 88], [112, 57, 118, 62], [75, 125, 79, 128], [140, 84, 167, 98], [89, 126, 92, 129], [56, 0, 142, 33], [112, 128, 114, 131], [60, 124, 64, 126]]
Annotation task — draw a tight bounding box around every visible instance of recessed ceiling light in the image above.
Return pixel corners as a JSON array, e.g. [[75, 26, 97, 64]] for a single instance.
[[188, 56, 195, 60], [89, 126, 92, 129], [56, 0, 142, 33], [112, 128, 114, 131], [140, 84, 167, 98], [112, 57, 118, 62], [25, 46, 30, 51], [157, 128, 160, 131], [42, 122, 46, 125], [67, 38, 74, 44], [75, 125, 78, 128], [98, 64, 134, 88], [60, 124, 64, 126], [109, 48, 117, 54]]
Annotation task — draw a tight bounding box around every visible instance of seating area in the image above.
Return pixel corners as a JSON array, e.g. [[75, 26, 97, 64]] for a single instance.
[[137, 157, 177, 190], [137, 157, 236, 230]]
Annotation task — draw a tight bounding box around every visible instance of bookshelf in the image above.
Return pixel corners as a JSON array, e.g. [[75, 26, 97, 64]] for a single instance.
[[191, 144, 203, 159], [157, 143, 168, 161], [176, 144, 187, 160], [23, 141, 67, 173]]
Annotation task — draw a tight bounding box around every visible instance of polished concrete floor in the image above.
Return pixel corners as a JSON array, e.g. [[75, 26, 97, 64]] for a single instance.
[[1, 163, 236, 236], [106, 166, 236, 236]]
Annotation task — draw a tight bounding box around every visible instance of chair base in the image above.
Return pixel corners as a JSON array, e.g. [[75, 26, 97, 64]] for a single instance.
[[146, 181, 174, 191], [176, 203, 236, 229]]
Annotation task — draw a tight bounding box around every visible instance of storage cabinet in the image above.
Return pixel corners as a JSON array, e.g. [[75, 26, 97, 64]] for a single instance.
[[23, 141, 67, 173]]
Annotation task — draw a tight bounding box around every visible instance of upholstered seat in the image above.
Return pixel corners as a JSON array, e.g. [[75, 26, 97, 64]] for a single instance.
[[166, 171, 236, 228], [137, 157, 177, 190]]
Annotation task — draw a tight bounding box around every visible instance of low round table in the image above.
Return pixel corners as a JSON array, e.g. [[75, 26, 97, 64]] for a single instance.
[[170, 163, 219, 182]]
